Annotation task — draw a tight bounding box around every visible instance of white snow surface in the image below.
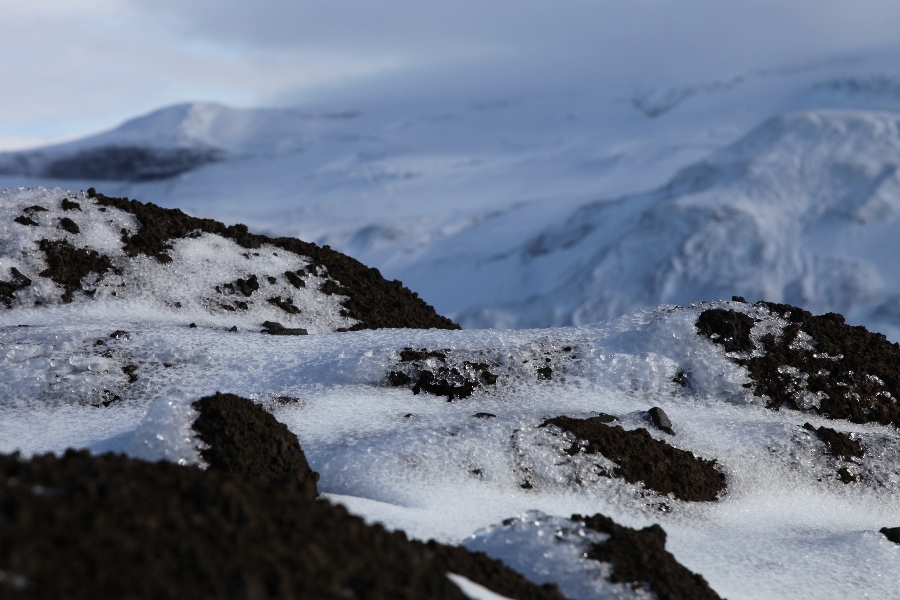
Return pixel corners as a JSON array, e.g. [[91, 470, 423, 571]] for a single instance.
[[0, 214, 897, 599], [4, 47, 900, 335]]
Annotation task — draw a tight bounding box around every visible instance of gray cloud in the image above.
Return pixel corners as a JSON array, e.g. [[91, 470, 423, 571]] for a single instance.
[[2, 0, 900, 149]]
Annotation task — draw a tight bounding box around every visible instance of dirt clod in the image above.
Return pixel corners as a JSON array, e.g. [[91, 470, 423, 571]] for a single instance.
[[122, 365, 138, 383], [59, 217, 80, 234], [191, 392, 319, 490], [542, 416, 726, 502], [413, 371, 475, 401], [401, 348, 447, 362], [284, 270, 306, 288], [0, 267, 31, 308], [38, 239, 118, 303], [14, 215, 38, 226], [698, 302, 900, 428], [803, 423, 864, 460], [576, 513, 721, 600], [649, 407, 675, 435], [235, 274, 259, 297], [696, 308, 755, 353], [267, 295, 301, 314], [61, 198, 81, 211]]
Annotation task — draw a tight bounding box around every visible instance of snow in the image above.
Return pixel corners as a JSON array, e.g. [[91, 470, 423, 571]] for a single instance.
[[0, 207, 897, 599], [4, 47, 900, 336]]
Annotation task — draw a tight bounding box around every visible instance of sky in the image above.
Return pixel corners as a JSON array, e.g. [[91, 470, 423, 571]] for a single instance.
[[3, 0, 900, 150]]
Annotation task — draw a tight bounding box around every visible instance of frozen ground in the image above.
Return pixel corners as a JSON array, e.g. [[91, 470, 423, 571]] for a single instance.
[[1, 190, 897, 598], [4, 46, 900, 334]]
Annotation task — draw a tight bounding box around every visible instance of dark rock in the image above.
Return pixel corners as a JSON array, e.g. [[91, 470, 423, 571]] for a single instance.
[[122, 365, 138, 383], [696, 308, 755, 353], [59, 217, 80, 234], [389, 371, 413, 386], [473, 413, 497, 419], [541, 416, 726, 502], [260, 321, 307, 335], [576, 513, 722, 600], [881, 527, 900, 545], [400, 348, 447, 362], [0, 267, 31, 308], [267, 296, 301, 314], [235, 274, 259, 297], [413, 371, 475, 401], [38, 239, 118, 303], [45, 145, 224, 181], [24, 205, 48, 212], [109, 330, 129, 339], [61, 198, 81, 211], [188, 323, 197, 328], [803, 423, 864, 460], [649, 407, 675, 435], [537, 366, 553, 380], [14, 215, 38, 226], [284, 270, 306, 288]]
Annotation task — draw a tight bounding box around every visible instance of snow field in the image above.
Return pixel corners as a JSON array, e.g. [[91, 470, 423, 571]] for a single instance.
[[1, 297, 897, 598]]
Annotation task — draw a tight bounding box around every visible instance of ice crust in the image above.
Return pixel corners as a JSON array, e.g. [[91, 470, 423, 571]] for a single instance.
[[1, 275, 898, 598], [463, 511, 650, 600]]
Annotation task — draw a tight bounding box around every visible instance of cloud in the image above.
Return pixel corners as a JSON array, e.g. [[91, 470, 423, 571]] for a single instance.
[[2, 0, 900, 148]]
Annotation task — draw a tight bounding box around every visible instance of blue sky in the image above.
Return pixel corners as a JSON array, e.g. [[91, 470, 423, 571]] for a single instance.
[[3, 0, 900, 150]]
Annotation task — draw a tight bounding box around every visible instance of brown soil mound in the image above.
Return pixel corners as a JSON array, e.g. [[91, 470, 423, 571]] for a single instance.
[[0, 450, 564, 600], [88, 188, 458, 331], [575, 513, 721, 600], [542, 416, 726, 502], [191, 392, 319, 492], [697, 302, 900, 427]]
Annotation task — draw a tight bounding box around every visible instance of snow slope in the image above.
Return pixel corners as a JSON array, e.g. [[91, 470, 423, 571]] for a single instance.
[[3, 48, 900, 335], [1, 189, 899, 599], [455, 110, 900, 337]]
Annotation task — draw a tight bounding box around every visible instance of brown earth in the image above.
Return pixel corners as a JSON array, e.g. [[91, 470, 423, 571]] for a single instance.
[[88, 188, 459, 331], [697, 302, 900, 428], [38, 239, 120, 303], [541, 415, 726, 502], [576, 513, 721, 600], [191, 392, 319, 492]]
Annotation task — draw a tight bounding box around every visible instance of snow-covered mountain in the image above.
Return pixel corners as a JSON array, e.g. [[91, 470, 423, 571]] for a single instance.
[[455, 110, 900, 336], [4, 48, 900, 336]]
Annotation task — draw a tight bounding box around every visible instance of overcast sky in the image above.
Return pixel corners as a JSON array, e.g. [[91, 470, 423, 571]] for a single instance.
[[3, 0, 900, 150]]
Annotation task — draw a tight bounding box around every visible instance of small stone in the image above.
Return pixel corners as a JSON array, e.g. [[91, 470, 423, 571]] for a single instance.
[[648, 407, 675, 435]]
